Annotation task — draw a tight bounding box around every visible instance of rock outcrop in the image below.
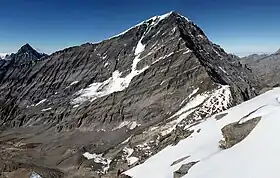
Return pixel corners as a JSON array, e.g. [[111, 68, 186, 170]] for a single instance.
[[219, 117, 261, 149], [173, 161, 199, 178]]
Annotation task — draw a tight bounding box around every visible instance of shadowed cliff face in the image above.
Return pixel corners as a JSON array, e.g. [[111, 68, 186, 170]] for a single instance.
[[0, 12, 257, 177]]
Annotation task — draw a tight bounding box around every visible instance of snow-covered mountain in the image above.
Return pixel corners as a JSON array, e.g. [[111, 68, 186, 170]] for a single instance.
[[0, 11, 258, 178], [125, 87, 280, 178]]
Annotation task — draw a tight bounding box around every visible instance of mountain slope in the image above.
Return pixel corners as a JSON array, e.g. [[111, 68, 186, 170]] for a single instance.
[[125, 87, 280, 178], [0, 12, 257, 177], [241, 50, 280, 88]]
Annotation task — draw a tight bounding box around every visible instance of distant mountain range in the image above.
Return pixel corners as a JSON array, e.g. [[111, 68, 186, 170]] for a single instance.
[[240, 49, 280, 88]]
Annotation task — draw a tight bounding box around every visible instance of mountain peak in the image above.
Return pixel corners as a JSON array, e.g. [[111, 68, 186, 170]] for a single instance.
[[10, 43, 46, 63], [18, 43, 37, 54], [144, 11, 190, 25], [105, 11, 190, 41]]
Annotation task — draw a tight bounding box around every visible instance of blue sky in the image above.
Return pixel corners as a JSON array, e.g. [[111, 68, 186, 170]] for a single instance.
[[1, 0, 280, 56]]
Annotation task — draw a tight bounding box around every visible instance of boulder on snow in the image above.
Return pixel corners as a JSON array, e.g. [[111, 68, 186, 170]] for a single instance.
[[171, 156, 190, 166], [219, 116, 261, 149], [173, 161, 199, 178], [215, 113, 228, 120]]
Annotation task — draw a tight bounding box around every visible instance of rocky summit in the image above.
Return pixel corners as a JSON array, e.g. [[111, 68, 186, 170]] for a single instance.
[[0, 11, 257, 178]]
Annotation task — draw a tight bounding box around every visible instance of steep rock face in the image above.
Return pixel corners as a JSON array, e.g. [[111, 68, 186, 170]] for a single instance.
[[0, 12, 256, 128], [0, 12, 256, 177]]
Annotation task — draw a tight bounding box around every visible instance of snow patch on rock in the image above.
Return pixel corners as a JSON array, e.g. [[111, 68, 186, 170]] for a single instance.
[[69, 81, 79, 86], [123, 147, 139, 166], [127, 157, 139, 166], [35, 99, 47, 106], [125, 88, 280, 178], [104, 62, 109, 67], [113, 121, 138, 130], [73, 18, 170, 104], [30, 172, 42, 178], [219, 66, 228, 74], [109, 11, 174, 39], [41, 107, 52, 112], [83, 152, 111, 173]]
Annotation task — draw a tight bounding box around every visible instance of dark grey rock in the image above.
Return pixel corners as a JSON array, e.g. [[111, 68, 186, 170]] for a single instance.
[[171, 156, 190, 166], [215, 113, 228, 120], [173, 161, 199, 178], [219, 117, 261, 149]]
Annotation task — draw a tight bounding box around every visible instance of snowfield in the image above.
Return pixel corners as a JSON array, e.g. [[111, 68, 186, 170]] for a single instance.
[[125, 87, 280, 178]]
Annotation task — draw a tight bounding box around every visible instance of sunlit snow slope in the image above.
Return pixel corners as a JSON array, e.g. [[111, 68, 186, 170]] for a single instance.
[[125, 87, 280, 178]]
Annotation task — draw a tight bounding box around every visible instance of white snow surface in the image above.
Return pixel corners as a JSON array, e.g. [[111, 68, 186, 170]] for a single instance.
[[69, 81, 79, 86], [30, 172, 42, 178], [104, 62, 109, 67], [41, 107, 51, 112], [180, 88, 199, 106], [123, 147, 139, 166], [73, 34, 148, 104], [156, 85, 231, 136], [113, 121, 138, 130], [219, 66, 228, 74], [0, 53, 9, 59], [125, 88, 280, 178], [35, 99, 47, 106], [83, 152, 111, 173], [129, 121, 138, 130], [127, 157, 139, 166], [122, 136, 132, 144], [123, 147, 134, 157]]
